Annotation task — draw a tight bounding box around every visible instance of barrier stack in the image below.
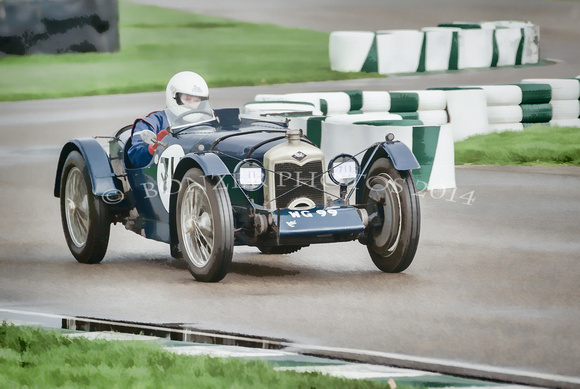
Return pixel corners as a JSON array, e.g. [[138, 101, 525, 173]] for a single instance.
[[249, 90, 453, 190], [242, 77, 580, 191], [329, 20, 540, 75], [520, 78, 580, 127], [254, 90, 448, 125]]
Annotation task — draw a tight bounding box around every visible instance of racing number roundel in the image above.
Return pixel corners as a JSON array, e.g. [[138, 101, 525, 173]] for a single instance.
[[156, 145, 185, 212]]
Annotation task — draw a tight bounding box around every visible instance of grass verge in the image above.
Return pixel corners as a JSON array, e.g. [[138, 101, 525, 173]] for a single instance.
[[0, 322, 400, 389], [454, 125, 580, 166], [0, 1, 382, 102]]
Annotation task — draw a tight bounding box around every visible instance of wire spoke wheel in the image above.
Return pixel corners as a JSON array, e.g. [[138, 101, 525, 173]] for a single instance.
[[181, 181, 214, 268], [64, 167, 90, 247], [362, 157, 420, 273], [176, 168, 234, 282], [60, 151, 110, 264]]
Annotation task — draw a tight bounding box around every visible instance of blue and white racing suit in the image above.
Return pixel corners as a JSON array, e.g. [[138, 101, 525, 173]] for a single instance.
[[128, 110, 169, 168]]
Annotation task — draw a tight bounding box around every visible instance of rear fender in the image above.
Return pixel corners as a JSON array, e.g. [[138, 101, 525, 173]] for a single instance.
[[54, 138, 121, 198]]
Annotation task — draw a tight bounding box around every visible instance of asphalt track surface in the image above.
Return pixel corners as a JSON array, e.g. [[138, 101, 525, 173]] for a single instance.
[[1, 0, 580, 386]]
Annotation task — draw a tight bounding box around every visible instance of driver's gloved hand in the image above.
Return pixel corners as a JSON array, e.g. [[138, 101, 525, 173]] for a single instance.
[[147, 129, 169, 155]]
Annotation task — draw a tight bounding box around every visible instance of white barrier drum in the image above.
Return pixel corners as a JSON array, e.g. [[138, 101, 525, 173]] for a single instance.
[[421, 27, 459, 71], [489, 21, 539, 64], [495, 27, 523, 66], [443, 88, 490, 141], [329, 31, 376, 72], [457, 27, 495, 69], [422, 124, 456, 191], [375, 30, 424, 74]]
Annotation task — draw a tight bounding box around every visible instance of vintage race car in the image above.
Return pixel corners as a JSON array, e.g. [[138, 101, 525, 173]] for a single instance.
[[54, 107, 421, 282]]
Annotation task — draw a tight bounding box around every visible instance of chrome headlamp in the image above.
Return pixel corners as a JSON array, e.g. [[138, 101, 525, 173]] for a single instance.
[[328, 154, 360, 187], [234, 159, 266, 191]]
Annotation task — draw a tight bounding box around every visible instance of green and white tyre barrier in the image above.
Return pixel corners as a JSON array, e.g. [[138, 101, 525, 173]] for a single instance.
[[472, 84, 552, 106], [360, 91, 391, 112], [254, 90, 448, 121], [481, 21, 540, 66], [493, 21, 539, 64], [443, 78, 580, 132], [435, 21, 539, 68], [521, 78, 580, 100], [255, 91, 355, 115], [329, 20, 539, 74], [288, 117, 456, 190], [519, 78, 580, 126], [375, 30, 425, 74], [458, 81, 577, 131], [329, 31, 376, 72], [390, 90, 448, 111], [358, 89, 447, 114], [243, 77, 580, 191]]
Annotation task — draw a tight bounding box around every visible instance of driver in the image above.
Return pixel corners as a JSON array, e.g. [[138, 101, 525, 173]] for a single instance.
[[127, 71, 210, 168]]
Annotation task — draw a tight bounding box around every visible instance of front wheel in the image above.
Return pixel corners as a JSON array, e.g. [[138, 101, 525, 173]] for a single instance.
[[176, 169, 234, 282], [60, 151, 111, 264], [361, 157, 420, 273]]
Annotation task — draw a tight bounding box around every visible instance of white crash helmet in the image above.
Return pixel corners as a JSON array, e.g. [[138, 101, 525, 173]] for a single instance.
[[165, 71, 213, 123]]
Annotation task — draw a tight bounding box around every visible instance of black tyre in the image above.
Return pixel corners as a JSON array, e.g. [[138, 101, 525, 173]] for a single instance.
[[256, 245, 304, 255], [60, 151, 111, 264], [361, 157, 420, 273], [176, 168, 234, 282]]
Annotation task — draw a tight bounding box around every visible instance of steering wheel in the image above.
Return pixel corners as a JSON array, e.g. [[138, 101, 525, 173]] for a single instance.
[[174, 109, 214, 122]]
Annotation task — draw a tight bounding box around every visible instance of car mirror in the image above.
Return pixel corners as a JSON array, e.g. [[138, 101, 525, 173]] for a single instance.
[[139, 130, 158, 145]]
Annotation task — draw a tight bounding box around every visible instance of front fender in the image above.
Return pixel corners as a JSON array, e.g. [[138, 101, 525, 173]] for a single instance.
[[356, 141, 420, 204], [358, 141, 420, 174], [378, 141, 420, 171], [54, 138, 121, 198], [169, 152, 232, 250]]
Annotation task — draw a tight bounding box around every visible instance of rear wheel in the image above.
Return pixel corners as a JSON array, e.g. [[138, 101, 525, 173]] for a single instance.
[[361, 157, 420, 273], [60, 151, 110, 264], [176, 169, 234, 282]]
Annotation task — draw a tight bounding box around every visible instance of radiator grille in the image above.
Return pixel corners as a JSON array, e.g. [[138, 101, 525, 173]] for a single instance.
[[274, 161, 325, 209]]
